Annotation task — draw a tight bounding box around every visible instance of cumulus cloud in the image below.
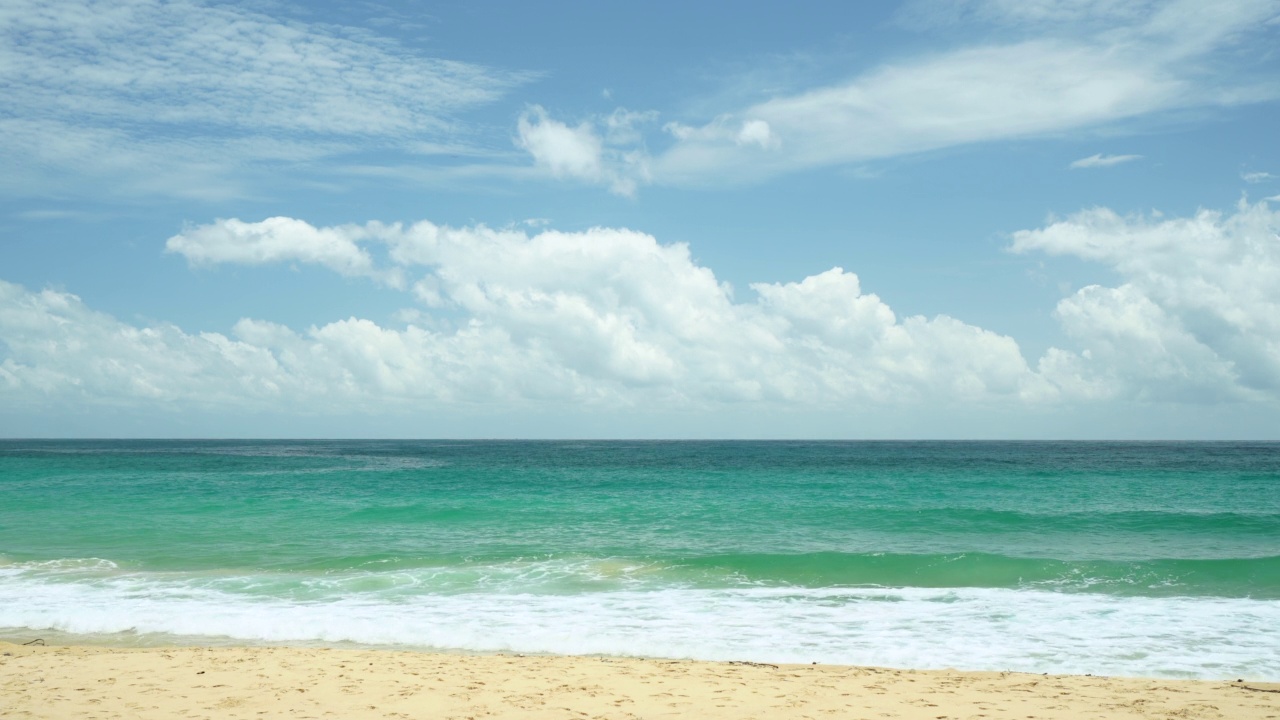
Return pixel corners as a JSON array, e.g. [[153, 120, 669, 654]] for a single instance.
[[1013, 199, 1280, 401], [165, 217, 403, 286], [515, 106, 653, 196], [1, 218, 1058, 415], [516, 108, 606, 182], [1069, 153, 1142, 169], [7, 203, 1280, 422], [0, 282, 291, 410]]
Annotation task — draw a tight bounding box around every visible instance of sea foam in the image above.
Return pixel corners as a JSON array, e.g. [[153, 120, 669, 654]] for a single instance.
[[2, 560, 1276, 680]]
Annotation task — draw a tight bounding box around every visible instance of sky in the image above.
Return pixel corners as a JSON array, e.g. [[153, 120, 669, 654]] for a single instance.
[[2, 0, 1280, 439]]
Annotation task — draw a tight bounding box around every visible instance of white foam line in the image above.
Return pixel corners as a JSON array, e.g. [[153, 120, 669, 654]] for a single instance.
[[0, 571, 1277, 679]]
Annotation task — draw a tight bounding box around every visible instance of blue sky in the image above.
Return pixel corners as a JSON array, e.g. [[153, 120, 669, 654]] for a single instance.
[[2, 0, 1280, 438]]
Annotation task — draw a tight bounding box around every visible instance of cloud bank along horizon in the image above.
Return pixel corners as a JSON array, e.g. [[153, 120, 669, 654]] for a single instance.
[[4, 200, 1280, 433]]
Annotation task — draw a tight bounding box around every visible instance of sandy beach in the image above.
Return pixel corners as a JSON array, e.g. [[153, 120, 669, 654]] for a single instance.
[[2, 642, 1277, 720]]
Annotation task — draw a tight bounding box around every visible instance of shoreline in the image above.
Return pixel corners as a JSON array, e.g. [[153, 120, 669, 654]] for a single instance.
[[3, 642, 1277, 719]]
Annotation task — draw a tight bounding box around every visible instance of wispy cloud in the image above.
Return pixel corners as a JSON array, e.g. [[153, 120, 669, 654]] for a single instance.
[[896, 0, 1154, 30], [1243, 171, 1276, 183], [1069, 153, 1143, 169], [656, 0, 1275, 185], [524, 0, 1278, 192], [0, 0, 534, 199], [0, 118, 351, 200], [13, 209, 87, 221]]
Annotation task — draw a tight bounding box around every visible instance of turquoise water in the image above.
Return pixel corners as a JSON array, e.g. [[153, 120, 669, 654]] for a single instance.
[[1, 440, 1278, 678]]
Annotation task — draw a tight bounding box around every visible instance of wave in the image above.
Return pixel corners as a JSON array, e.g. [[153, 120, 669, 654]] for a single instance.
[[0, 559, 1277, 679], [5, 551, 1277, 598], [678, 551, 1280, 598]]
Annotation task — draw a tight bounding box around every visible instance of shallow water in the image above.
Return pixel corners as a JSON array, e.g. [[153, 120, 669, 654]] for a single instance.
[[2, 440, 1277, 678]]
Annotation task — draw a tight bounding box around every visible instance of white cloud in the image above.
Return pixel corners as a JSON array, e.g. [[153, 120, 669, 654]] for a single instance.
[[1069, 153, 1142, 169], [0, 0, 532, 198], [0, 119, 264, 200], [604, 109, 660, 146], [515, 106, 653, 196], [0, 0, 524, 135], [164, 217, 403, 287], [564, 0, 1278, 190], [7, 204, 1280, 426], [735, 120, 779, 149], [655, 39, 1182, 185], [14, 209, 85, 221], [1012, 200, 1280, 401], [516, 107, 606, 182], [898, 0, 1152, 29], [1243, 171, 1276, 183], [2, 218, 1056, 415], [388, 226, 1024, 402], [0, 282, 292, 411]]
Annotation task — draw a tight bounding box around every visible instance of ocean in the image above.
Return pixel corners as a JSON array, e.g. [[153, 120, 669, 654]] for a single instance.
[[1, 440, 1277, 679]]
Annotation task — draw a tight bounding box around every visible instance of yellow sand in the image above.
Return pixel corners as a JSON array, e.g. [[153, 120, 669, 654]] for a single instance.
[[2, 642, 1277, 719]]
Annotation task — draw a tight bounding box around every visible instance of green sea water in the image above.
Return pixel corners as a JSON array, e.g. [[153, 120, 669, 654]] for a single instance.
[[1, 440, 1278, 678]]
